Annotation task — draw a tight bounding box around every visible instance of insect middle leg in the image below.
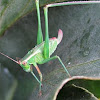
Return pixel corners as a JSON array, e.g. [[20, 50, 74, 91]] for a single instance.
[[39, 56, 71, 77]]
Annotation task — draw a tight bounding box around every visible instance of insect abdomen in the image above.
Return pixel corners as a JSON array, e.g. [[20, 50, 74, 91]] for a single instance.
[[49, 38, 58, 56], [21, 38, 58, 64]]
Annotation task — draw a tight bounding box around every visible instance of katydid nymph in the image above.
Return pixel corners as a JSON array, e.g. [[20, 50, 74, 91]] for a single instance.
[[0, 0, 100, 95]]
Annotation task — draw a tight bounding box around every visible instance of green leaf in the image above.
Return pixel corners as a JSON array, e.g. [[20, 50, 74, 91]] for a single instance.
[[30, 59, 100, 100], [0, 1, 100, 100], [0, 64, 17, 100], [0, 0, 66, 36], [68, 79, 100, 98], [57, 84, 98, 100]]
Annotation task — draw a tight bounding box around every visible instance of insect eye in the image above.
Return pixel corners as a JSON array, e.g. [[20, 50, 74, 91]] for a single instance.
[[22, 61, 27, 65]]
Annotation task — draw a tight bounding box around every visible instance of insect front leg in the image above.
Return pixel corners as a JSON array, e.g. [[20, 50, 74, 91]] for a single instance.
[[34, 64, 43, 83], [30, 65, 42, 95], [31, 64, 43, 95]]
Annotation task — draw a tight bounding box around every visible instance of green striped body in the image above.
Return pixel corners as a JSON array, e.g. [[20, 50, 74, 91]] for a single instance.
[[19, 38, 58, 72]]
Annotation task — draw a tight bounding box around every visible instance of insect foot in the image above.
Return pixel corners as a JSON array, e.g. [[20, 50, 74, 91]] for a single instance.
[[39, 91, 42, 96], [69, 74, 71, 78], [41, 84, 43, 87], [38, 84, 43, 96]]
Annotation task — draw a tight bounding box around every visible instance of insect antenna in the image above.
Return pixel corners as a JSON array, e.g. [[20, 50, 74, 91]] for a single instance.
[[0, 52, 19, 64]]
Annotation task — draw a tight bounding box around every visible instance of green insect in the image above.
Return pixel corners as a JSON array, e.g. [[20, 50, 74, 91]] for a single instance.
[[0, 0, 100, 95]]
